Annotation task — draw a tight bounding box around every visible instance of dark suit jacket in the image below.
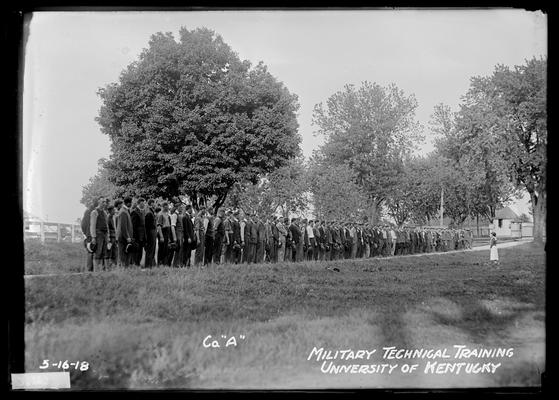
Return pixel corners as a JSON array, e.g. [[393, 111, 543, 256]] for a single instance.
[[145, 208, 156, 232], [232, 219, 241, 243], [248, 221, 258, 244], [205, 216, 215, 239], [182, 213, 195, 250], [81, 208, 92, 237], [131, 208, 146, 242], [289, 224, 300, 245], [325, 226, 332, 244], [243, 220, 251, 244], [117, 207, 133, 242], [271, 223, 279, 242], [331, 228, 340, 244], [318, 226, 325, 245]]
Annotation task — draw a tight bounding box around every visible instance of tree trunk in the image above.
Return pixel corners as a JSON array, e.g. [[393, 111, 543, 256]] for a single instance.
[[213, 191, 229, 212], [530, 191, 546, 244]]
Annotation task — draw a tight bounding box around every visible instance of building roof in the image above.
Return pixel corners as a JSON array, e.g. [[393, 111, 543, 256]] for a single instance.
[[495, 206, 519, 220]]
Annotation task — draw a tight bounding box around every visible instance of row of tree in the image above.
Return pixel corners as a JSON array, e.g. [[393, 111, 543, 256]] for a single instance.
[[82, 27, 546, 242]]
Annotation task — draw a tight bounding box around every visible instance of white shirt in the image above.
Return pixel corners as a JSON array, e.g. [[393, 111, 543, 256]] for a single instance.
[[240, 220, 246, 240], [170, 212, 178, 227], [306, 225, 315, 239]]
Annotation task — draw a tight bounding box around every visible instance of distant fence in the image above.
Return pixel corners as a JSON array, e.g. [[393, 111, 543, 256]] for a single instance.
[[24, 220, 84, 243]]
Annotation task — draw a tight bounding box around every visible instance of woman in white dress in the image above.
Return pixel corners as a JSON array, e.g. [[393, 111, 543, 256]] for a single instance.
[[489, 232, 499, 266]]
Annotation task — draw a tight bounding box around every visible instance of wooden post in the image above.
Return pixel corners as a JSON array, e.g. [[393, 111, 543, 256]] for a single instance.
[[57, 223, 62, 242], [40, 221, 45, 243]]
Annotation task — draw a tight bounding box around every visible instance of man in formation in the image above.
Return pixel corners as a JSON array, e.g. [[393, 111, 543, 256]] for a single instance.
[[81, 196, 475, 269]]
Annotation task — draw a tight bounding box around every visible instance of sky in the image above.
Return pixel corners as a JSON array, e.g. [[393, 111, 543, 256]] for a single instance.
[[22, 9, 547, 224]]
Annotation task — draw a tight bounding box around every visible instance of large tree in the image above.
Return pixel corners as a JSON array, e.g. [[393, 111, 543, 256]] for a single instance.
[[432, 103, 517, 224], [385, 154, 446, 226], [307, 157, 369, 222], [96, 27, 301, 210], [465, 57, 547, 242], [312, 81, 423, 223]]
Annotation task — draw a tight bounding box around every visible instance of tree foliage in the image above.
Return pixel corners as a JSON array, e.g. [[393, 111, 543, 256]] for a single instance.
[[80, 160, 118, 207], [385, 155, 443, 226], [312, 81, 423, 222], [96, 27, 301, 210], [470, 57, 546, 241], [307, 157, 368, 222], [432, 101, 517, 223], [224, 157, 308, 217], [433, 57, 546, 241]]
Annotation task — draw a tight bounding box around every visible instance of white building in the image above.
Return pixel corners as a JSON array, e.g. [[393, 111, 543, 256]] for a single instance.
[[490, 206, 523, 238]]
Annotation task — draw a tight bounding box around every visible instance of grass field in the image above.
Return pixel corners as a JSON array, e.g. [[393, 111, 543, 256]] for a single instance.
[[24, 240, 545, 389]]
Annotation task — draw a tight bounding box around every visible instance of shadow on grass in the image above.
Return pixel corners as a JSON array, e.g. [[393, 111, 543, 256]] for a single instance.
[[430, 299, 520, 342]]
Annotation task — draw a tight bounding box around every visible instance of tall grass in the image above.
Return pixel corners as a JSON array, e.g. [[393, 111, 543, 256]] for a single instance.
[[25, 239, 85, 275], [24, 242, 545, 389]]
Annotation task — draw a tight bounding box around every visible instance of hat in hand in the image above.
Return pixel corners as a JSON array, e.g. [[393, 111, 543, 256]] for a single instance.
[[125, 241, 139, 254], [86, 241, 96, 254]]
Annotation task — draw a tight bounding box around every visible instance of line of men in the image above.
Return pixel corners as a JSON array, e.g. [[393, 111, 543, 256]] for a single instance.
[[81, 195, 475, 271]]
